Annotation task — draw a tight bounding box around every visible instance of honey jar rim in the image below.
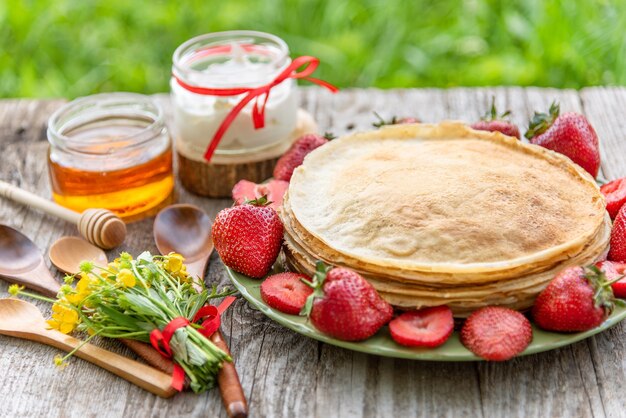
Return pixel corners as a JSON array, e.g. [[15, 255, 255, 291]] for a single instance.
[[47, 92, 167, 155]]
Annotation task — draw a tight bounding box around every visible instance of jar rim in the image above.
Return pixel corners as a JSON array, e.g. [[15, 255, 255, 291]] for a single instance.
[[172, 30, 290, 87], [47, 92, 165, 154]]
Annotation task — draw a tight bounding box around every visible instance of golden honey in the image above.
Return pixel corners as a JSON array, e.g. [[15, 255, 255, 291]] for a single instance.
[[48, 148, 173, 217], [47, 93, 174, 218]]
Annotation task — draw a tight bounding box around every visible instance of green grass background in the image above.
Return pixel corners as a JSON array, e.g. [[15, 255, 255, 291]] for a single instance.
[[1, 0, 625, 98]]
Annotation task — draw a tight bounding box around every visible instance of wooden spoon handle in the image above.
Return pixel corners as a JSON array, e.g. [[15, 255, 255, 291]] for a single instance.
[[43, 329, 176, 398], [120, 338, 174, 374], [211, 331, 248, 418], [0, 180, 80, 224]]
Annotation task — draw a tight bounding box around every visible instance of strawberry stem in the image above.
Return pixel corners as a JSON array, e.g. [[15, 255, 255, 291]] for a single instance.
[[604, 274, 626, 287]]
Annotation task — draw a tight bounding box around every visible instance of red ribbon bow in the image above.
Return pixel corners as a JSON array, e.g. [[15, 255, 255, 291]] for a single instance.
[[149, 296, 236, 391], [173, 55, 338, 162]]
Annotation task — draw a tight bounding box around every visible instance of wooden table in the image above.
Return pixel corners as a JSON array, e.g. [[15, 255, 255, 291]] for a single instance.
[[1, 87, 625, 418]]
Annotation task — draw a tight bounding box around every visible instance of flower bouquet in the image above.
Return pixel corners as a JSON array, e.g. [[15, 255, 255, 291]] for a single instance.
[[10, 251, 236, 393]]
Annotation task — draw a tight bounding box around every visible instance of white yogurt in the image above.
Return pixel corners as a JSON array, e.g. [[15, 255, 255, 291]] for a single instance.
[[171, 32, 298, 161]]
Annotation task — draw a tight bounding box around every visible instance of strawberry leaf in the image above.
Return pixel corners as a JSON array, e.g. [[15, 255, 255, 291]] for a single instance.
[[481, 96, 513, 122], [583, 265, 617, 315], [525, 101, 560, 139], [244, 195, 272, 206], [299, 260, 332, 316], [372, 111, 398, 128]]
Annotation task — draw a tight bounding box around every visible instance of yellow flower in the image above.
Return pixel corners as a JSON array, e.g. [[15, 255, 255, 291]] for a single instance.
[[166, 253, 184, 273], [63, 275, 94, 306], [76, 276, 92, 293], [53, 354, 68, 369], [116, 269, 136, 288], [107, 261, 120, 272], [65, 292, 84, 305], [8, 284, 23, 296], [79, 261, 94, 273], [47, 302, 79, 334]]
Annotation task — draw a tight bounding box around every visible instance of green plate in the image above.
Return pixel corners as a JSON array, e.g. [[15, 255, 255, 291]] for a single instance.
[[227, 267, 626, 361]]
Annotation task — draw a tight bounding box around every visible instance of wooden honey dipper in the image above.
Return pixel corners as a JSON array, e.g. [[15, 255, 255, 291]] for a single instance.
[[0, 180, 126, 249]]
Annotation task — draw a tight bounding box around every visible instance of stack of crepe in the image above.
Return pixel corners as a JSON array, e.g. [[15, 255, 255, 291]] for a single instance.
[[280, 122, 610, 317]]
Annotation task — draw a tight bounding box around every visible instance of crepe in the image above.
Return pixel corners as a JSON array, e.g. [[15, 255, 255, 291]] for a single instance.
[[282, 195, 606, 285], [287, 122, 605, 274], [283, 214, 611, 315], [279, 122, 609, 316]]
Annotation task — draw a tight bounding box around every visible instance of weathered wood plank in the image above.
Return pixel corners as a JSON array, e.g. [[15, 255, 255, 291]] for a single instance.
[[579, 86, 626, 418], [0, 88, 624, 418]]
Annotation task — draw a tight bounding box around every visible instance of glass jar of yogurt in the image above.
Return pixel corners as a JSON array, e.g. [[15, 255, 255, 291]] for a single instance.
[[171, 30, 299, 161]]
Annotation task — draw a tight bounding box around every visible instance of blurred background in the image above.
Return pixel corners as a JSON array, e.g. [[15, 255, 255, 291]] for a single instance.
[[1, 0, 625, 98]]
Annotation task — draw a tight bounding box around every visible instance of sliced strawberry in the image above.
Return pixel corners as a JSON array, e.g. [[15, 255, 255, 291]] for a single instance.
[[232, 179, 289, 209], [596, 260, 626, 298], [600, 178, 626, 219], [261, 272, 313, 315], [461, 306, 532, 361], [232, 180, 257, 204], [389, 306, 454, 348], [257, 180, 289, 206]]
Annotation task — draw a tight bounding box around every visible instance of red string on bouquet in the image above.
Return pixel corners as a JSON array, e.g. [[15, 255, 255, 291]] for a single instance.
[[149, 296, 237, 391], [172, 55, 338, 162]]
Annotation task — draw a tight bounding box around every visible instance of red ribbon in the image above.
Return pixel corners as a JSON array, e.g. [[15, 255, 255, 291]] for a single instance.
[[149, 296, 237, 391], [173, 55, 338, 162]]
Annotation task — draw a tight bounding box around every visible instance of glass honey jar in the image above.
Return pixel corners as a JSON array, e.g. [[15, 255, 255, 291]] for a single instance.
[[47, 93, 174, 218]]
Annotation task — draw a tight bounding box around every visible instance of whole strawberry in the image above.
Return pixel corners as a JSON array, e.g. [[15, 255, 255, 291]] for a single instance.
[[273, 133, 333, 181], [532, 266, 617, 332], [470, 97, 520, 138], [461, 306, 532, 361], [302, 262, 393, 341], [525, 102, 600, 178], [373, 112, 420, 128], [601, 177, 626, 219], [608, 203, 626, 262], [211, 196, 283, 279]]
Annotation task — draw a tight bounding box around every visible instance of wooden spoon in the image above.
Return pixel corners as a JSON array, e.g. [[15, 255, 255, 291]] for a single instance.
[[0, 298, 175, 398], [0, 226, 174, 375], [49, 236, 108, 275], [0, 225, 63, 296], [154, 203, 214, 279], [154, 204, 248, 418], [47, 236, 175, 375]]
